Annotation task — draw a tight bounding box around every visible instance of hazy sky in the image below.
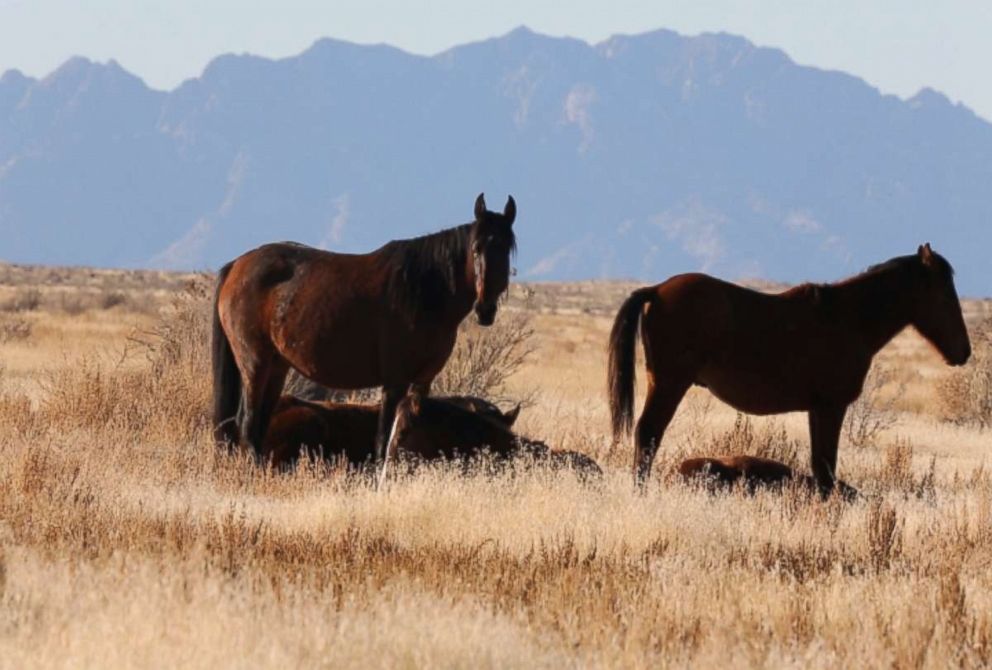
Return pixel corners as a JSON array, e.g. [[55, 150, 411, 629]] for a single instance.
[[1, 0, 990, 120]]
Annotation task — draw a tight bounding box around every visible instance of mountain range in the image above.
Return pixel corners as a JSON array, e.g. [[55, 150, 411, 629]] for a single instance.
[[1, 27, 990, 294]]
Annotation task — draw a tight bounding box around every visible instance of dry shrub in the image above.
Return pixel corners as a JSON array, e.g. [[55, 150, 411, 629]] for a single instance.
[[0, 315, 32, 343], [0, 287, 41, 312], [939, 312, 992, 428], [866, 500, 903, 572], [705, 413, 801, 468], [57, 292, 87, 316], [432, 310, 535, 405], [38, 276, 212, 440], [670, 392, 714, 456], [870, 437, 937, 499], [100, 290, 128, 310], [844, 364, 904, 448]]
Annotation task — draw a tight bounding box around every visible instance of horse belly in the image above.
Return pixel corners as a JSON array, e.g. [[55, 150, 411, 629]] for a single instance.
[[277, 325, 384, 389], [697, 364, 810, 415]]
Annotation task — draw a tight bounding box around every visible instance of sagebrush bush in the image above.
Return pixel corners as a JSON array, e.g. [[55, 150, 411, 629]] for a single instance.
[[704, 413, 802, 467], [38, 276, 212, 440], [0, 287, 41, 312], [843, 364, 904, 449], [432, 309, 535, 404], [939, 312, 992, 428], [0, 315, 32, 343]]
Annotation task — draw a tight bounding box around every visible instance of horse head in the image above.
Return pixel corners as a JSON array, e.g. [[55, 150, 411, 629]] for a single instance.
[[470, 193, 516, 326], [911, 243, 970, 366]]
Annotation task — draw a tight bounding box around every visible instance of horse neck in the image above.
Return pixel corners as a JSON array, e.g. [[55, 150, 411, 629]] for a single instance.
[[835, 264, 920, 355]]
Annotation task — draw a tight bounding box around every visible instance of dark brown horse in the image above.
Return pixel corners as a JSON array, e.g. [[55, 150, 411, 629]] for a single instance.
[[212, 193, 517, 476], [609, 244, 970, 492], [384, 393, 603, 480], [263, 394, 520, 468], [678, 455, 859, 499]]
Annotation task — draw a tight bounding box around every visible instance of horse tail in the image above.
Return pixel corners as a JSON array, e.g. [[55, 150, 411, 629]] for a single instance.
[[608, 287, 655, 439], [212, 261, 240, 447]]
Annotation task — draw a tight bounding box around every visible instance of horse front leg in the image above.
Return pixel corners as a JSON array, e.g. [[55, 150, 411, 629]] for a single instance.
[[374, 385, 406, 487], [808, 404, 847, 497]]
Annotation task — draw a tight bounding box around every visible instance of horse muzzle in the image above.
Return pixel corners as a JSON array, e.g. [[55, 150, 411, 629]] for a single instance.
[[474, 302, 497, 326], [950, 343, 971, 367]]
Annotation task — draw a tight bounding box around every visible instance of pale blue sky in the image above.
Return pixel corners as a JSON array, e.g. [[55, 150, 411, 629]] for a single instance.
[[1, 0, 990, 120]]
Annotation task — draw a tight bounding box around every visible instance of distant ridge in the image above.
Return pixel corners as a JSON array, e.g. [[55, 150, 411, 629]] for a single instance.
[[1, 27, 989, 294]]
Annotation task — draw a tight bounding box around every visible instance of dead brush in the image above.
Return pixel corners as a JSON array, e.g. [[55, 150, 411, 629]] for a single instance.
[[705, 413, 802, 469], [869, 437, 937, 499], [38, 276, 213, 440], [939, 312, 992, 429], [866, 500, 903, 572], [843, 364, 904, 449], [432, 308, 535, 406], [0, 287, 41, 313], [0, 315, 32, 344]]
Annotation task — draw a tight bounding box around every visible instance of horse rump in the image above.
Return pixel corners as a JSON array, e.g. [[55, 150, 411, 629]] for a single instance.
[[211, 261, 240, 449]]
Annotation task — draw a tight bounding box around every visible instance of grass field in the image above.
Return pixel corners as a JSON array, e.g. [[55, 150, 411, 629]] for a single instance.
[[0, 264, 990, 669]]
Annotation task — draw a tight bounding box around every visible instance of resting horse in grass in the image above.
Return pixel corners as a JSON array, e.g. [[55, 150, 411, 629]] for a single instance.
[[264, 394, 520, 468], [383, 393, 603, 480], [212, 193, 517, 481], [609, 244, 970, 493], [678, 455, 859, 500]]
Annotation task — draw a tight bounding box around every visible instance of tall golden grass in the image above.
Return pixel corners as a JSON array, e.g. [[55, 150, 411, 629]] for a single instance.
[[0, 269, 990, 668]]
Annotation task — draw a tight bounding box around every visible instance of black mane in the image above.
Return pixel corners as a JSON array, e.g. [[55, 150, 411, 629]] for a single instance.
[[381, 223, 474, 315], [863, 252, 954, 280]]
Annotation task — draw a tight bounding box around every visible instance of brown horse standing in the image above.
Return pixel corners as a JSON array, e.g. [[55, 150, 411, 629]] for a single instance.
[[609, 244, 971, 492], [212, 193, 517, 478]]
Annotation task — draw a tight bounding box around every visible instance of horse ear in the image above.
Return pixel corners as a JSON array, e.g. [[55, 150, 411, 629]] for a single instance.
[[918, 243, 934, 266], [503, 196, 516, 226], [503, 403, 521, 427], [408, 393, 422, 416], [474, 193, 487, 221]]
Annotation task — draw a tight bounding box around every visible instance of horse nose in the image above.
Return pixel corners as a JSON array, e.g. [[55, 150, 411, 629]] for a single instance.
[[475, 303, 496, 326], [956, 343, 971, 366]]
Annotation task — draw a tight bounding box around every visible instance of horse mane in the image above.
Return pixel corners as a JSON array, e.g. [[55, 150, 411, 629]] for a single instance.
[[805, 251, 955, 296], [863, 252, 954, 279], [798, 251, 956, 321], [381, 223, 474, 315]]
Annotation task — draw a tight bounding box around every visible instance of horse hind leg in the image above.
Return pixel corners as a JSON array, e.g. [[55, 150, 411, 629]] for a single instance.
[[634, 377, 691, 486], [238, 356, 290, 463]]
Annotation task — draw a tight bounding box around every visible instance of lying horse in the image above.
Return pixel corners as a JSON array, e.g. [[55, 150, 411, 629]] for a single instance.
[[678, 455, 859, 499], [264, 394, 519, 468], [609, 244, 970, 492], [384, 393, 603, 480]]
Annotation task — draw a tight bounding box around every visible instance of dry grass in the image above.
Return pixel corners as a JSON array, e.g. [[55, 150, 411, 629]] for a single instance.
[[940, 311, 992, 428], [1, 264, 991, 668]]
